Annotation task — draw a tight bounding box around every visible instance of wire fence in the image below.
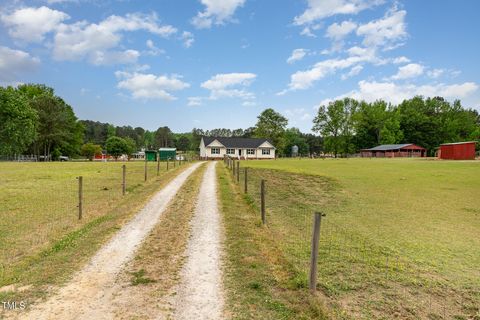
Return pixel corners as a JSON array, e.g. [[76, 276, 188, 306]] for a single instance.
[[224, 156, 479, 320], [0, 157, 190, 287]]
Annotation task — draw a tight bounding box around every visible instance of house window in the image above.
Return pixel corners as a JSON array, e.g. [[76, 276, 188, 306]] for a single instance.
[[262, 149, 270, 155], [211, 148, 220, 154], [226, 148, 235, 155], [247, 149, 256, 155]]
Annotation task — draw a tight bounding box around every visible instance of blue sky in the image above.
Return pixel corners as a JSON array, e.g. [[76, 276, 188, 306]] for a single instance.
[[1, 0, 479, 133]]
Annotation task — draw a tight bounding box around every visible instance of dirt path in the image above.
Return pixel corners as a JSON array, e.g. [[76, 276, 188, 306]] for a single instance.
[[18, 162, 202, 320], [173, 161, 224, 320]]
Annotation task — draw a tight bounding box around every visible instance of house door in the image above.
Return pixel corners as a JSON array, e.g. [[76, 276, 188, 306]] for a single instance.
[[238, 149, 242, 156]]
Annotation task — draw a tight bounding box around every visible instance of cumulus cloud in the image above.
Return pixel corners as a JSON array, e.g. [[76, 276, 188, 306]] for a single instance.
[[392, 56, 410, 64], [326, 20, 357, 40], [356, 7, 407, 50], [427, 68, 444, 79], [294, 0, 383, 26], [287, 49, 308, 64], [321, 80, 479, 105], [280, 52, 377, 93], [115, 71, 190, 100], [191, 0, 245, 29], [1, 6, 69, 43], [145, 39, 165, 56], [341, 65, 363, 80], [181, 31, 194, 48], [391, 63, 424, 80], [0, 46, 40, 84], [53, 13, 177, 64], [187, 96, 203, 106], [201, 72, 256, 100]]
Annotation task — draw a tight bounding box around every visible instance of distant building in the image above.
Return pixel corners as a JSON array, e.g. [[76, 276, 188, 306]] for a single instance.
[[360, 144, 426, 158], [439, 141, 476, 160], [199, 137, 275, 160]]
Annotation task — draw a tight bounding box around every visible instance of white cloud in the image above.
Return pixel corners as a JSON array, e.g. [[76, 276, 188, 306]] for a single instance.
[[427, 68, 444, 79], [115, 71, 190, 100], [294, 0, 383, 26], [191, 0, 246, 29], [283, 108, 312, 122], [242, 101, 257, 107], [282, 53, 376, 92], [326, 20, 357, 40], [341, 65, 363, 80], [145, 39, 165, 56], [90, 50, 140, 66], [1, 6, 69, 43], [53, 13, 177, 64], [0, 46, 40, 84], [300, 23, 322, 37], [181, 31, 194, 48], [187, 97, 203, 106], [356, 7, 407, 49], [391, 63, 424, 80], [392, 56, 410, 64], [287, 49, 308, 64], [324, 80, 479, 105], [201, 72, 256, 100]]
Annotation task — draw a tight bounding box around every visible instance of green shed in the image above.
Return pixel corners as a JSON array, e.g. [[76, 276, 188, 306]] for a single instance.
[[159, 148, 176, 161], [145, 150, 158, 161]]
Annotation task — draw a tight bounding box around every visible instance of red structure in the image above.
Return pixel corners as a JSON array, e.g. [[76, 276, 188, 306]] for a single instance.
[[439, 141, 476, 160], [361, 144, 426, 158]]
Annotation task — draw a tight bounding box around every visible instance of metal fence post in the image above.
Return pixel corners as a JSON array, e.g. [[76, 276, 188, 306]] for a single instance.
[[261, 179, 266, 225], [309, 212, 325, 292], [244, 167, 248, 193], [77, 176, 83, 220], [122, 165, 126, 195]]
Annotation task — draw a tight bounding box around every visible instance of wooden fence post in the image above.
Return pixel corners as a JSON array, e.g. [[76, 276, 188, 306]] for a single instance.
[[236, 161, 240, 183], [144, 156, 148, 182], [122, 165, 126, 195], [157, 155, 160, 176], [261, 179, 266, 225], [167, 158, 169, 170], [244, 167, 248, 193], [309, 212, 325, 292], [174, 157, 176, 168], [77, 176, 83, 220]]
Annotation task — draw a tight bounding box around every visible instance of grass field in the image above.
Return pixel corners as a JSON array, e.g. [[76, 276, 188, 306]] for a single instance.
[[231, 158, 480, 319], [0, 160, 187, 304]]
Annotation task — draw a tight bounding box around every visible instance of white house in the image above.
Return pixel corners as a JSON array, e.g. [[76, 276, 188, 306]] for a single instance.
[[199, 137, 276, 160]]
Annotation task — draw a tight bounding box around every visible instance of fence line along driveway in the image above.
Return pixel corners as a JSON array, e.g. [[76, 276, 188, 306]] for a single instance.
[[174, 161, 225, 320], [18, 162, 203, 320]]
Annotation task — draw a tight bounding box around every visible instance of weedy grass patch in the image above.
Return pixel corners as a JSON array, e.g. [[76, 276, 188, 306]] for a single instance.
[[232, 158, 480, 319]]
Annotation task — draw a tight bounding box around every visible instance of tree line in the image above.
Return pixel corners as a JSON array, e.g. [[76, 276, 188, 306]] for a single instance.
[[313, 97, 479, 157], [1, 83, 478, 159]]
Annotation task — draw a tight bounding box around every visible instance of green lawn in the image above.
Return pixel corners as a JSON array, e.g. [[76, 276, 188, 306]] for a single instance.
[[233, 158, 480, 319], [0, 160, 186, 303]]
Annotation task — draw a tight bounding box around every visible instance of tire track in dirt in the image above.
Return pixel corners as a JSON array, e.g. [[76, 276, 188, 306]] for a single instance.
[[17, 162, 202, 320], [173, 161, 224, 320]]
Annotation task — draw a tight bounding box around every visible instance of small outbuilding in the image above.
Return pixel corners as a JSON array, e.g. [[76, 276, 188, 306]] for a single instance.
[[439, 141, 476, 160], [145, 150, 158, 161], [159, 148, 176, 161], [361, 144, 426, 158]]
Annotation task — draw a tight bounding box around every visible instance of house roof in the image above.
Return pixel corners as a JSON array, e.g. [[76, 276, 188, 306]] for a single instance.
[[202, 136, 275, 149], [440, 141, 477, 146], [363, 144, 425, 151]]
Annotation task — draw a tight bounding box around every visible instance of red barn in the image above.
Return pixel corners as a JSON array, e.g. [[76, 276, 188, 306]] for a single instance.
[[439, 141, 476, 160], [360, 144, 426, 158]]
